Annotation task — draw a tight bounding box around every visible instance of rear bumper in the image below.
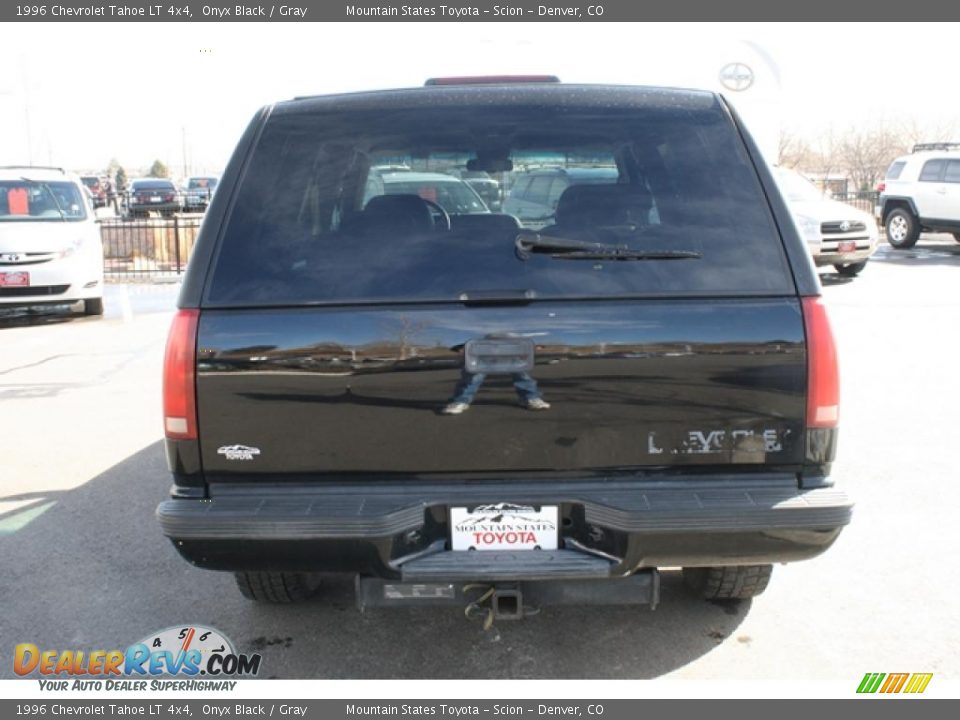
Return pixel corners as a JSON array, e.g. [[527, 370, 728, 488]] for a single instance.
[[0, 277, 102, 306], [157, 476, 852, 577], [128, 202, 180, 213], [814, 239, 878, 266]]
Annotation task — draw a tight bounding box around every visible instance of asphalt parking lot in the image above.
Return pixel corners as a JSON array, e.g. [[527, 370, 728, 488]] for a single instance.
[[2, 239, 959, 680]]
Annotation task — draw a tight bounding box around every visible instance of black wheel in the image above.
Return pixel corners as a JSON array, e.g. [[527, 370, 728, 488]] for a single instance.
[[885, 208, 919, 249], [234, 571, 321, 603], [834, 261, 867, 277], [953, 233, 960, 243], [682, 565, 773, 600], [83, 298, 104, 316]]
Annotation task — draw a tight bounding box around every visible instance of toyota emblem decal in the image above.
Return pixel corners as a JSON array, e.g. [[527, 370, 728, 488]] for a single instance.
[[719, 63, 755, 92]]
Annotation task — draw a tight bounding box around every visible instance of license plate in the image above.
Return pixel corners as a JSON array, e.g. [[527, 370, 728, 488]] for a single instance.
[[465, 338, 535, 374], [450, 503, 558, 551], [0, 271, 29, 287], [838, 240, 856, 253], [150, 195, 162, 202]]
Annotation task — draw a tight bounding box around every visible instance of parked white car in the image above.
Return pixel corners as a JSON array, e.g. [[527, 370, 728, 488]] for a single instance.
[[0, 166, 104, 315], [878, 144, 960, 248], [775, 167, 879, 277]]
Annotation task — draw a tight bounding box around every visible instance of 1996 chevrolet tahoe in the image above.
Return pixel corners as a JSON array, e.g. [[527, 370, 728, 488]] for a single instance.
[[157, 77, 852, 616]]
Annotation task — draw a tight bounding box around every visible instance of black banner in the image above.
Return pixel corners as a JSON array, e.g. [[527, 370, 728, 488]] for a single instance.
[[1, 700, 959, 719]]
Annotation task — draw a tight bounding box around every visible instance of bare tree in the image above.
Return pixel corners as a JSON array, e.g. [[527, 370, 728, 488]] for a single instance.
[[781, 116, 960, 193], [899, 117, 960, 151], [837, 125, 909, 192], [778, 129, 813, 169], [808, 126, 840, 190]]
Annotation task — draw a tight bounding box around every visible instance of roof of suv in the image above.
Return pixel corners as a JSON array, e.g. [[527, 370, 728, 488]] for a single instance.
[[903, 149, 960, 160], [278, 84, 718, 116], [380, 171, 469, 183], [0, 166, 74, 182], [890, 149, 960, 168]]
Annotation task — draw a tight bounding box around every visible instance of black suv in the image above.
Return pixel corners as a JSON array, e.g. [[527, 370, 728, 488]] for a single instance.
[[157, 79, 851, 613]]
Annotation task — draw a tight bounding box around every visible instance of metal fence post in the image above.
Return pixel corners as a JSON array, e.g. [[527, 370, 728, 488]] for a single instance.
[[174, 215, 182, 274]]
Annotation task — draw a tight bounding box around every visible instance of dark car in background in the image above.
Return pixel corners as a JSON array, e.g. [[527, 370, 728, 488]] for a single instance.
[[157, 78, 851, 614], [126, 178, 180, 217]]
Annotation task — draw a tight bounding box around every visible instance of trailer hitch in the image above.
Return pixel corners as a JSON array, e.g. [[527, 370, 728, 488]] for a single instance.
[[463, 584, 539, 629]]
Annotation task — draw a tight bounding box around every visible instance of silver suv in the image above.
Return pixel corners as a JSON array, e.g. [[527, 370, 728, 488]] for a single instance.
[[879, 143, 960, 248]]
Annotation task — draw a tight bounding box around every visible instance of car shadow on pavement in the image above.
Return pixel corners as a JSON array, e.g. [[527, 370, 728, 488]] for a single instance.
[[0, 303, 91, 329], [0, 442, 750, 680], [818, 273, 855, 287], [872, 240, 960, 267]]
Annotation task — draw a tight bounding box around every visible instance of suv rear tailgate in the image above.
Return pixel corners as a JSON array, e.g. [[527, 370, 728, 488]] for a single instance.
[[195, 298, 806, 478]]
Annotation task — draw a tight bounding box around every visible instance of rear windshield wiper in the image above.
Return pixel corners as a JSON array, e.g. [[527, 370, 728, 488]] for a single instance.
[[515, 233, 701, 261]]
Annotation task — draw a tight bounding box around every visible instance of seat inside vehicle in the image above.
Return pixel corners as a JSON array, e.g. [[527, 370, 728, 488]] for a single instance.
[[347, 193, 438, 236], [547, 184, 654, 233]]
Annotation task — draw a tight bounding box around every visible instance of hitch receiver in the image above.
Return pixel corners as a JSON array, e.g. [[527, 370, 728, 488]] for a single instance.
[[357, 570, 660, 614]]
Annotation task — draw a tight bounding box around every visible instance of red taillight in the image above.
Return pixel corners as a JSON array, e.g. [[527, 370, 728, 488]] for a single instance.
[[877, 182, 886, 193], [163, 309, 200, 440], [802, 297, 839, 428]]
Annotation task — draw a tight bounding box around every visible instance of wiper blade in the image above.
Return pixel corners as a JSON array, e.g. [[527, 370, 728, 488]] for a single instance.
[[515, 232, 700, 261], [553, 248, 701, 261], [21, 177, 66, 221], [515, 232, 619, 256]]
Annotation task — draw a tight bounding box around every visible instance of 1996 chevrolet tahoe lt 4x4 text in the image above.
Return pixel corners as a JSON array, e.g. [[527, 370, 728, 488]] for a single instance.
[[157, 77, 852, 616]]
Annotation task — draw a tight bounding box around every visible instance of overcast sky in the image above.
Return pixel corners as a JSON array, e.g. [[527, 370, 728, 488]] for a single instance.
[[1, 22, 958, 177]]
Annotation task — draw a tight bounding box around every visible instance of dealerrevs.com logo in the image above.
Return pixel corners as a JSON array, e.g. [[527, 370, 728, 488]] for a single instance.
[[14, 625, 261, 691]]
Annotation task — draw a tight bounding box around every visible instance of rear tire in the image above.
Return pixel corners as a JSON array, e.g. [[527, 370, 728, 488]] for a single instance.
[[234, 571, 321, 603], [834, 261, 867, 277], [682, 565, 773, 600], [83, 298, 104, 316], [884, 208, 920, 249]]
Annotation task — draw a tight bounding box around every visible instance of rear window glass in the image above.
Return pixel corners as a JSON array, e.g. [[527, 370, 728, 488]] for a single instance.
[[188, 177, 217, 189], [207, 99, 793, 305], [133, 180, 175, 190], [919, 159, 945, 182], [944, 160, 960, 184], [885, 161, 906, 180]]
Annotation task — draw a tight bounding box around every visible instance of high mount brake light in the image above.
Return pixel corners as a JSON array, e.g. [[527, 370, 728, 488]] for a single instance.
[[424, 75, 560, 86], [163, 309, 199, 440], [802, 297, 839, 428]]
